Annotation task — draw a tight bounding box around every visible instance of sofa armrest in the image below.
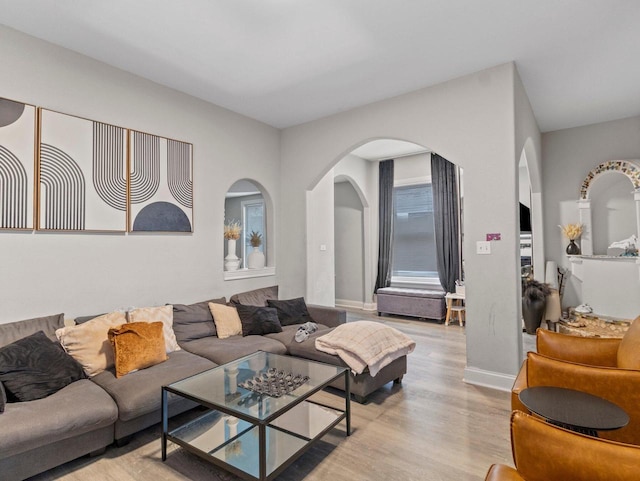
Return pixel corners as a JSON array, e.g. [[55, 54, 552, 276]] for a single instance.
[[511, 360, 529, 413], [484, 464, 524, 481], [307, 304, 346, 328], [536, 329, 620, 367]]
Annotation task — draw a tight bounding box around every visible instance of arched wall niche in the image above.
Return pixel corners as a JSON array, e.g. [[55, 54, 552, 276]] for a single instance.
[[577, 160, 640, 255], [223, 178, 275, 278]]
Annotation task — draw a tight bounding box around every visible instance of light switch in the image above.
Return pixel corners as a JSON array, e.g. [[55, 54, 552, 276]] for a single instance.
[[320, 244, 327, 251], [476, 241, 491, 255]]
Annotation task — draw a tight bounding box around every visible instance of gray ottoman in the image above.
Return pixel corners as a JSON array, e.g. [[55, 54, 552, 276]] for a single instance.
[[377, 287, 446, 321]]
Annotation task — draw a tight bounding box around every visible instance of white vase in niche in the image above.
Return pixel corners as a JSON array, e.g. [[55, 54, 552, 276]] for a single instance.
[[247, 247, 265, 269], [224, 239, 241, 271]]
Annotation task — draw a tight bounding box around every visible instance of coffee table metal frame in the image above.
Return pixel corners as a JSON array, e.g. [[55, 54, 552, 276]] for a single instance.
[[161, 351, 350, 481]]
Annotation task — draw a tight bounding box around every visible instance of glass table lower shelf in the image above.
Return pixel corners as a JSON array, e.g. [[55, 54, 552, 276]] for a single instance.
[[161, 351, 350, 481], [168, 401, 344, 480]]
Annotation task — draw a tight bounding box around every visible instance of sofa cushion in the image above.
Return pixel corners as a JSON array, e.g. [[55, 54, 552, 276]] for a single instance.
[[264, 324, 332, 352], [74, 313, 106, 324], [618, 316, 640, 369], [230, 285, 278, 307], [286, 329, 351, 368], [209, 303, 242, 339], [172, 298, 226, 342], [0, 331, 86, 402], [128, 305, 180, 353], [90, 349, 215, 422], [180, 335, 287, 365], [236, 305, 282, 336], [0, 313, 64, 348], [0, 379, 117, 458], [267, 297, 314, 326], [108, 322, 167, 378], [56, 311, 127, 377]]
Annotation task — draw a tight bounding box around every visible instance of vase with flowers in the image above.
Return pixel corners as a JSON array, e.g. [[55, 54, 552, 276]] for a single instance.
[[224, 220, 242, 271], [559, 223, 583, 255], [247, 231, 265, 269]]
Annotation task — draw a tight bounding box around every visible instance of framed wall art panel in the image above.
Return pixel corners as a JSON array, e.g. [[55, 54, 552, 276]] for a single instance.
[[0, 97, 36, 230], [129, 130, 193, 233], [38, 109, 127, 231]]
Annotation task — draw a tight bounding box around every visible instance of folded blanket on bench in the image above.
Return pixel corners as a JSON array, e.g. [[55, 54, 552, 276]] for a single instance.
[[315, 321, 415, 376]]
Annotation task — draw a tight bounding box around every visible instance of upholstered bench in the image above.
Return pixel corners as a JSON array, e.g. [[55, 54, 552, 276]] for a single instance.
[[377, 287, 446, 321]]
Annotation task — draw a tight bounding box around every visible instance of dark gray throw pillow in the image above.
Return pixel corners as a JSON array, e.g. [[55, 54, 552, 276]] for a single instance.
[[0, 381, 5, 413], [267, 298, 314, 326], [171, 297, 226, 342], [0, 331, 86, 402], [236, 305, 283, 336]]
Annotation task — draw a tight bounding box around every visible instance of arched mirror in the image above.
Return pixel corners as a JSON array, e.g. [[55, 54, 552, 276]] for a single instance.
[[224, 179, 270, 272], [578, 160, 640, 256]]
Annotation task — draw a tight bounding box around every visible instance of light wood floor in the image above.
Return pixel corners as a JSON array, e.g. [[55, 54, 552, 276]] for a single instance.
[[30, 311, 513, 481]]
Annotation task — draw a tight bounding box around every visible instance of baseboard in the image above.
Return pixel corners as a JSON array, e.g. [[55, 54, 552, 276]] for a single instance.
[[362, 302, 377, 311], [335, 299, 364, 309], [463, 366, 516, 392]]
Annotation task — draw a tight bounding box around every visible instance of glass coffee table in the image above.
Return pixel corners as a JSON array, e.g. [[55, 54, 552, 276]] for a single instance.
[[161, 351, 350, 481]]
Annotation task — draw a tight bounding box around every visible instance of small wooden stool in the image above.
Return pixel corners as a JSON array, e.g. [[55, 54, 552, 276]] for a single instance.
[[445, 292, 466, 326]]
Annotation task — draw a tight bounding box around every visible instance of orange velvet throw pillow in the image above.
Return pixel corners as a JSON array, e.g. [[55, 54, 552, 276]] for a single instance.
[[108, 321, 167, 378]]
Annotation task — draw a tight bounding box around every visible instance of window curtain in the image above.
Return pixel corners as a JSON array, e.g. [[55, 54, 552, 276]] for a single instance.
[[375, 159, 394, 292], [431, 153, 460, 293]]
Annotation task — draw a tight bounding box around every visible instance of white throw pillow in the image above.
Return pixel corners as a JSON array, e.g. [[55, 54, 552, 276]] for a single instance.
[[128, 305, 180, 353], [56, 311, 126, 377]]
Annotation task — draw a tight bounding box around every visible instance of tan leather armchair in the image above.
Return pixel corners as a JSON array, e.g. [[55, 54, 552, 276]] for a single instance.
[[512, 322, 640, 445], [485, 411, 640, 481]]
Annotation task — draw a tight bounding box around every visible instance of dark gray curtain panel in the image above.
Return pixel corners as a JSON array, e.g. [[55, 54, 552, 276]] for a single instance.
[[431, 153, 460, 293], [375, 159, 394, 293]]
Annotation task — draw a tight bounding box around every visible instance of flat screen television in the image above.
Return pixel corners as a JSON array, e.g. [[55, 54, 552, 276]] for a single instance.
[[520, 203, 531, 232]]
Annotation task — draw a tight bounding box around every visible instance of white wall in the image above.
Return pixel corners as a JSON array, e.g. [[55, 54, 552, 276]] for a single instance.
[[281, 63, 528, 389], [333, 153, 377, 309], [0, 26, 281, 322], [334, 181, 364, 305], [394, 153, 431, 182], [542, 115, 640, 308], [306, 169, 335, 305]]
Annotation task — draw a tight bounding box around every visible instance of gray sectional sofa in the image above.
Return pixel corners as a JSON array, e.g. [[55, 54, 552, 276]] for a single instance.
[[0, 286, 407, 480]]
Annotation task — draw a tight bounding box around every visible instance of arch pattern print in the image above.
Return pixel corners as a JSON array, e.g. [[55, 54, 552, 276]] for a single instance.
[[129, 130, 193, 232], [129, 131, 160, 204], [0, 146, 29, 228], [167, 139, 193, 209], [93, 122, 127, 211], [38, 109, 127, 231], [39, 143, 86, 230], [580, 160, 640, 199], [0, 97, 35, 230]]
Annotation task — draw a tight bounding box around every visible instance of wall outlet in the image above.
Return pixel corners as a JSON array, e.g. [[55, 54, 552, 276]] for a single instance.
[[476, 241, 491, 255]]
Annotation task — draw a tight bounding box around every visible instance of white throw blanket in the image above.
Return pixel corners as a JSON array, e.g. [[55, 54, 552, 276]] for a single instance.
[[315, 321, 415, 377]]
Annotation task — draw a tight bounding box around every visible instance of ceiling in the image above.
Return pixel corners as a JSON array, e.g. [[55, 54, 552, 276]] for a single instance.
[[1, 1, 639, 132]]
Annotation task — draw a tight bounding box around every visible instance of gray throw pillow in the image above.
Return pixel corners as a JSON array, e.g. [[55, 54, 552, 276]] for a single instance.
[[235, 305, 283, 336], [0, 313, 64, 348], [172, 298, 226, 342], [0, 331, 86, 402], [230, 286, 278, 307]]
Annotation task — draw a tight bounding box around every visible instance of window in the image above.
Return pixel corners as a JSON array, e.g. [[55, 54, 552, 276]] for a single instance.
[[242, 199, 265, 268], [391, 183, 438, 280]]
